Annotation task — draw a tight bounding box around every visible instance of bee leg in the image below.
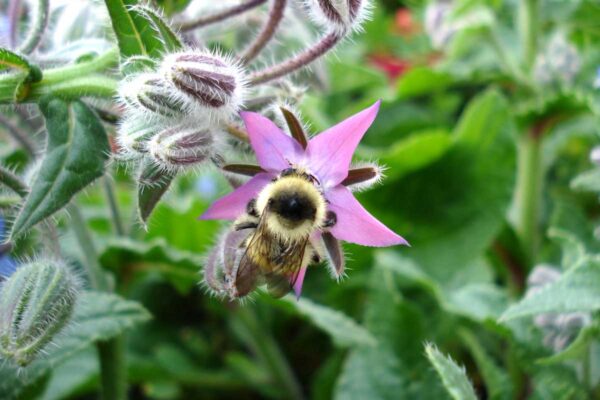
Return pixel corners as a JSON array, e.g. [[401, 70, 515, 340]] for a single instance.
[[323, 211, 337, 228], [234, 221, 258, 231], [246, 199, 259, 217]]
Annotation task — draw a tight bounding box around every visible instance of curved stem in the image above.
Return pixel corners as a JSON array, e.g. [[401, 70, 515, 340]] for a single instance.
[[28, 75, 118, 101], [41, 48, 119, 83], [18, 0, 49, 54], [240, 0, 287, 65], [248, 30, 344, 86], [519, 0, 539, 70], [8, 0, 21, 49], [0, 114, 36, 156], [103, 177, 125, 236], [179, 0, 267, 31]]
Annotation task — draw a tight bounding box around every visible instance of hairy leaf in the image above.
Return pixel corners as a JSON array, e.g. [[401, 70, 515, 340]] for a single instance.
[[137, 161, 176, 225], [501, 259, 600, 320], [130, 5, 183, 52], [0, 292, 150, 399], [425, 344, 477, 400], [9, 98, 109, 238]]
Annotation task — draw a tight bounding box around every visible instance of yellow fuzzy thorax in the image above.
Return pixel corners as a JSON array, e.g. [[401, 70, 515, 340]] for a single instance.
[[256, 175, 327, 241]]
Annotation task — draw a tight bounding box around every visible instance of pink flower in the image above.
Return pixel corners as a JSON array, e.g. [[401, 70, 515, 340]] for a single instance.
[[201, 101, 407, 297]]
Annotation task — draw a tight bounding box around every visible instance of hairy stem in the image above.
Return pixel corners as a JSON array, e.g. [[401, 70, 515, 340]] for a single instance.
[[515, 128, 542, 265], [103, 177, 125, 236], [98, 336, 127, 400], [249, 30, 343, 86], [0, 164, 28, 198], [234, 307, 304, 400], [0, 114, 36, 156], [224, 123, 250, 142], [68, 202, 128, 400], [240, 0, 287, 64], [519, 0, 539, 70], [18, 0, 49, 54], [8, 0, 21, 49], [179, 0, 267, 31]]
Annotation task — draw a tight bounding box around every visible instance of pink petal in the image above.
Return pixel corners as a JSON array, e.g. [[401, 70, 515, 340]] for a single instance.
[[200, 173, 273, 220], [292, 266, 308, 299], [241, 111, 304, 172], [326, 185, 408, 247], [306, 101, 381, 188]]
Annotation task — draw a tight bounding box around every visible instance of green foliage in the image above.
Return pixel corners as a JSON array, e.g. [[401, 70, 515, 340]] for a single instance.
[[137, 161, 177, 225], [10, 98, 109, 238], [0, 292, 150, 399], [425, 344, 478, 400]]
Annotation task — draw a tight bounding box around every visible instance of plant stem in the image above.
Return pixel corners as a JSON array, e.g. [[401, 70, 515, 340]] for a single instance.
[[519, 0, 539, 70], [68, 203, 128, 400], [248, 30, 344, 85], [0, 164, 29, 197], [235, 307, 304, 400], [97, 336, 127, 400], [103, 177, 125, 236], [485, 29, 533, 91], [179, 0, 267, 31], [8, 0, 21, 48], [67, 204, 108, 291], [0, 114, 36, 156], [240, 0, 287, 64], [515, 128, 542, 265], [18, 0, 49, 54]]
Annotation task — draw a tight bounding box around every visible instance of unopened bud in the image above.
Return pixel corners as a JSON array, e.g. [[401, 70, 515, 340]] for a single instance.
[[424, 1, 455, 49], [160, 51, 246, 120], [148, 125, 215, 169], [119, 73, 186, 118], [204, 229, 250, 299], [0, 259, 78, 366], [305, 0, 371, 33], [116, 115, 158, 157]]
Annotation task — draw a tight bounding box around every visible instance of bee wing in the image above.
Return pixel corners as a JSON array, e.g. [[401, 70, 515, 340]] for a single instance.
[[265, 237, 310, 298]]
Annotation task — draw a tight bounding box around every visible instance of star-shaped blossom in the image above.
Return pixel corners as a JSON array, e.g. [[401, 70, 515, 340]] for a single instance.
[[201, 101, 407, 297]]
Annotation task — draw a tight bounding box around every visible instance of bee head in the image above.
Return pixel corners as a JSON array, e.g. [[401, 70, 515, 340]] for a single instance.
[[256, 170, 326, 240]]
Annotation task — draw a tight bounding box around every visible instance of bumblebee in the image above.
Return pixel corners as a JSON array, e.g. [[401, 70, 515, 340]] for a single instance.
[[232, 167, 337, 297]]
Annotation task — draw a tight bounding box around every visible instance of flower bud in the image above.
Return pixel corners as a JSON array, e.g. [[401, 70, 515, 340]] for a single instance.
[[116, 115, 158, 158], [0, 259, 78, 366], [119, 73, 186, 118], [304, 0, 371, 33], [204, 229, 251, 299], [148, 125, 215, 170], [160, 51, 246, 121], [424, 1, 455, 49]]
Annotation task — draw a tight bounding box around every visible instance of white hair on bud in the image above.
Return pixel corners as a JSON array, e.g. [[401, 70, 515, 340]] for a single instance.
[[115, 112, 159, 160], [159, 48, 248, 123], [302, 0, 372, 34]]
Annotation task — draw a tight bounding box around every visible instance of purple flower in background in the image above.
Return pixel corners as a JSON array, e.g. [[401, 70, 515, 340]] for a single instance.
[[201, 101, 407, 298], [0, 216, 17, 280]]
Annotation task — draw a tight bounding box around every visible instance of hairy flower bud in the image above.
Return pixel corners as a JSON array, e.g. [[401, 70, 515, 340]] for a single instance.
[[304, 0, 371, 33], [148, 125, 216, 170], [0, 259, 78, 366], [116, 115, 158, 158], [534, 33, 580, 86], [204, 229, 251, 299], [160, 51, 246, 121], [119, 73, 186, 118]]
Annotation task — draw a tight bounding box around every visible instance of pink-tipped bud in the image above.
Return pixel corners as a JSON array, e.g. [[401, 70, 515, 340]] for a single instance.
[[304, 0, 371, 33], [119, 73, 186, 118], [160, 51, 246, 121], [148, 125, 215, 170]]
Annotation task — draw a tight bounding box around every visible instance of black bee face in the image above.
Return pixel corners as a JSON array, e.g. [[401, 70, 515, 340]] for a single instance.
[[269, 192, 316, 226]]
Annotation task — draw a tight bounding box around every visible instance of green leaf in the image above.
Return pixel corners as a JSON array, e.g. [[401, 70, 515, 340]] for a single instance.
[[137, 161, 176, 225], [377, 129, 452, 181], [0, 47, 41, 81], [529, 366, 589, 400], [0, 292, 150, 399], [363, 89, 516, 285], [280, 297, 376, 348], [131, 6, 183, 53], [571, 168, 600, 192], [538, 323, 600, 365], [39, 347, 99, 400], [424, 344, 477, 400], [397, 67, 455, 99], [501, 259, 600, 320], [334, 346, 407, 400], [99, 237, 203, 294], [9, 98, 109, 238], [104, 0, 177, 63]]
